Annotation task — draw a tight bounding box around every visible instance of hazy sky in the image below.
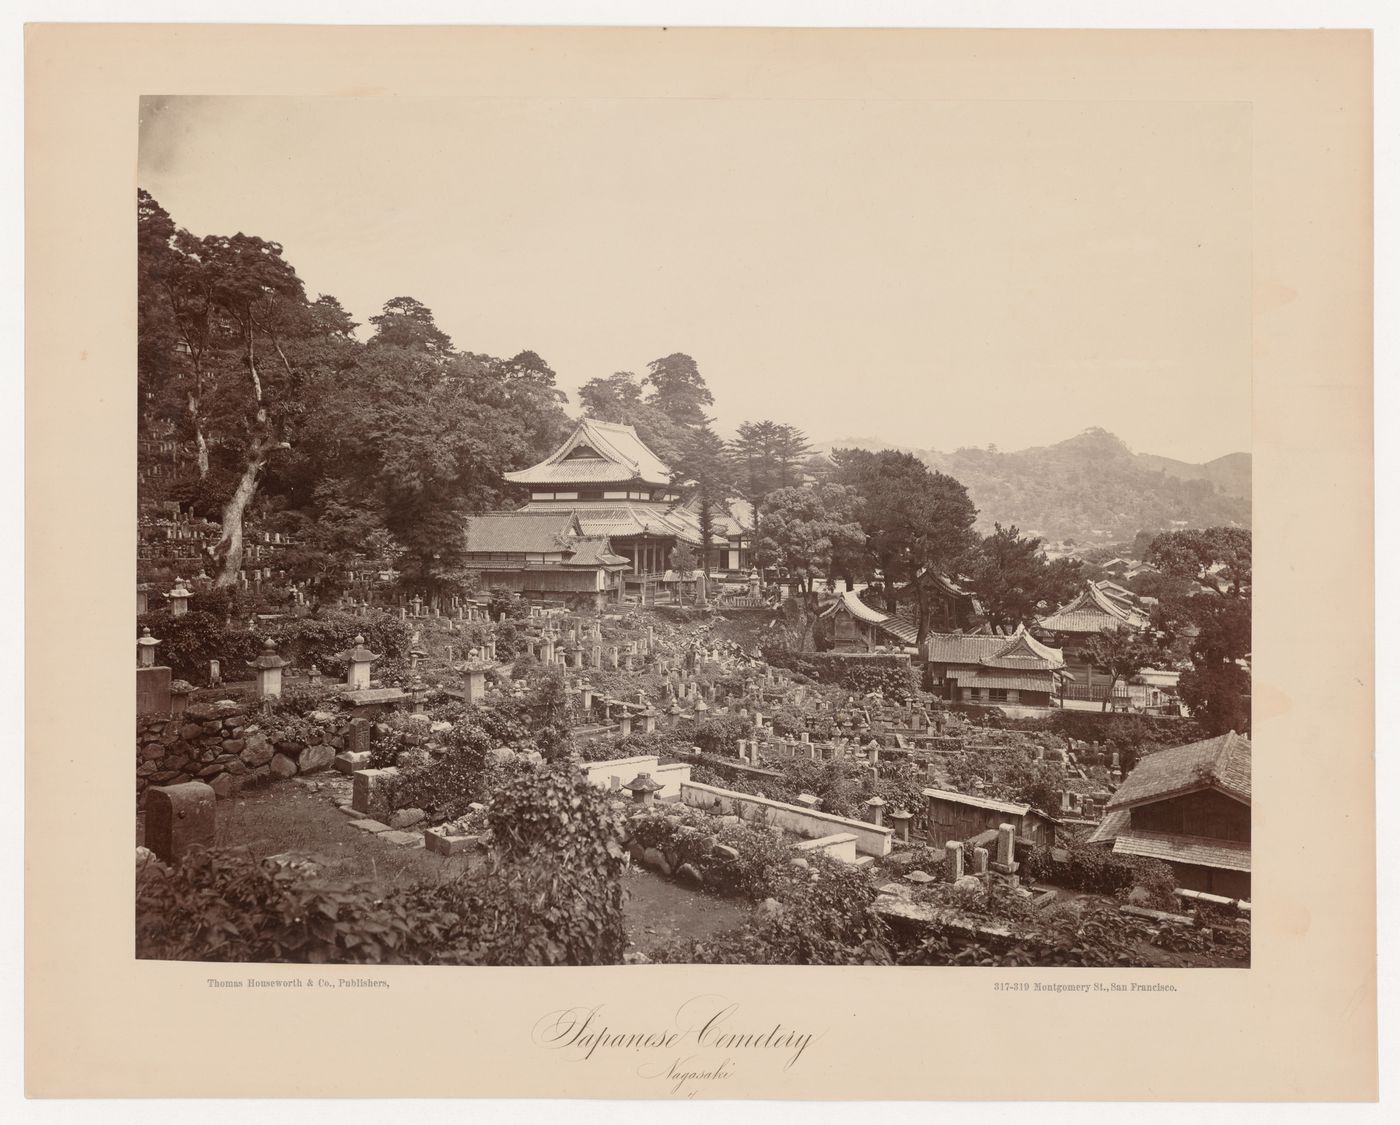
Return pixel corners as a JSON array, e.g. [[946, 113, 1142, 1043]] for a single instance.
[[139, 95, 1251, 462]]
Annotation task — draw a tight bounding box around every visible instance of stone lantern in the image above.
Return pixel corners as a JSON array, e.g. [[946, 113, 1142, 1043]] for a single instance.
[[408, 630, 427, 674], [167, 578, 193, 618], [622, 772, 664, 807], [667, 700, 683, 719], [136, 626, 161, 668], [888, 807, 914, 844], [335, 634, 381, 691], [459, 653, 493, 705], [693, 697, 709, 716], [246, 637, 287, 699], [640, 706, 657, 734], [864, 794, 887, 827]]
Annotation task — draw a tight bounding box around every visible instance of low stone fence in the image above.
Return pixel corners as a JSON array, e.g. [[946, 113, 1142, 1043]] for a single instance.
[[680, 780, 894, 857], [137, 700, 367, 805], [579, 754, 691, 800]]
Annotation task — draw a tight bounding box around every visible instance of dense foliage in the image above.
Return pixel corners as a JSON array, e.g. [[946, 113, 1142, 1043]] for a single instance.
[[760, 648, 916, 701], [136, 607, 411, 683], [137, 762, 629, 965]]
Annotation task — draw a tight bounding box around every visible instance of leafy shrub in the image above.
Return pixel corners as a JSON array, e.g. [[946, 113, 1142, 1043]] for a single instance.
[[135, 607, 412, 683], [368, 710, 434, 769], [483, 761, 629, 964], [1023, 840, 1177, 903], [650, 857, 889, 965], [136, 849, 480, 964], [388, 738, 493, 820], [137, 762, 630, 966], [760, 648, 916, 701], [691, 714, 753, 755]]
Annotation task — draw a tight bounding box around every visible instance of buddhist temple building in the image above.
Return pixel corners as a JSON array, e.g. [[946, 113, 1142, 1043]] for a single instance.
[[1034, 580, 1153, 707], [921, 625, 1069, 711], [468, 417, 752, 604], [459, 511, 629, 610]]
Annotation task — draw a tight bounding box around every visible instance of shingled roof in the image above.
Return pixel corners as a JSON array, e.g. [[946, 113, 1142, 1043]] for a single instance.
[[463, 511, 583, 554], [462, 513, 627, 567], [1106, 731, 1252, 811], [504, 418, 674, 488], [922, 625, 1065, 671], [1036, 581, 1151, 633], [1112, 829, 1251, 873], [821, 590, 890, 625]]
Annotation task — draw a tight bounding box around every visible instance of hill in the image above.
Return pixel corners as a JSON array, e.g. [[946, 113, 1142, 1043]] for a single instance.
[[817, 427, 1251, 544]]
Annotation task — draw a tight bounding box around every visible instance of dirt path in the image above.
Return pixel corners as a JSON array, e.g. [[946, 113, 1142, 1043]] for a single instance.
[[622, 867, 750, 953]]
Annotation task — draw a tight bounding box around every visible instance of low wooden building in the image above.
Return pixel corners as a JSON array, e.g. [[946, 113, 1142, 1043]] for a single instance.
[[1086, 730, 1251, 900], [921, 787, 1058, 848], [821, 590, 896, 652], [921, 626, 1068, 708], [460, 511, 630, 610]]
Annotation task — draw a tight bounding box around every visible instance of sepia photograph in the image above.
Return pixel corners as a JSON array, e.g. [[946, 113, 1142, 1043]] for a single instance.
[[131, 90, 1254, 969]]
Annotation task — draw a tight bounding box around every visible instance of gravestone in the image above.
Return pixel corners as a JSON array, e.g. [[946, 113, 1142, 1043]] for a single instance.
[[944, 840, 965, 881], [144, 782, 216, 862]]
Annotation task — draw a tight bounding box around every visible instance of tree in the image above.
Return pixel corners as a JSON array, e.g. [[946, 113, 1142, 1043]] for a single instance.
[[1086, 626, 1162, 713], [757, 483, 866, 596], [831, 448, 978, 638], [729, 420, 813, 569], [1144, 527, 1252, 597], [669, 541, 698, 575], [670, 424, 735, 579], [966, 523, 1084, 632], [159, 230, 311, 586], [1144, 527, 1251, 734], [771, 424, 813, 489], [643, 352, 712, 426], [136, 190, 181, 412], [368, 296, 454, 357]]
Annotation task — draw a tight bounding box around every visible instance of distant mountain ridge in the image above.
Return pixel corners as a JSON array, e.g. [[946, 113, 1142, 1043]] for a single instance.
[[817, 427, 1251, 544]]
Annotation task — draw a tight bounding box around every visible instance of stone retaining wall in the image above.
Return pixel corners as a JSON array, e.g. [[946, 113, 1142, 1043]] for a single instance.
[[136, 700, 364, 805]]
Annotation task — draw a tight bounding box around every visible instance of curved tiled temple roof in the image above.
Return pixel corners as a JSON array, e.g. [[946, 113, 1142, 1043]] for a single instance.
[[1036, 581, 1151, 633], [921, 624, 1066, 671], [504, 418, 674, 488], [821, 589, 891, 625]]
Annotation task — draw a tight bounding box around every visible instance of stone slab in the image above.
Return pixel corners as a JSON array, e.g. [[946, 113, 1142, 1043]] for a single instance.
[[379, 830, 425, 847], [349, 819, 391, 833]]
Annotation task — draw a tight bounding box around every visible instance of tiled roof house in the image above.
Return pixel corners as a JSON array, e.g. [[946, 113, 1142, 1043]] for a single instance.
[[1087, 731, 1252, 900]]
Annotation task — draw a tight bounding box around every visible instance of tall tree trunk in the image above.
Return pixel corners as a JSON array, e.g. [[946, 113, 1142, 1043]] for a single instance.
[[187, 390, 209, 479], [914, 576, 931, 645], [212, 441, 269, 587], [212, 319, 284, 588]]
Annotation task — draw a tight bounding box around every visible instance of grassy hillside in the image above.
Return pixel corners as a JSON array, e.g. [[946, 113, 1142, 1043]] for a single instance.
[[821, 428, 1251, 544]]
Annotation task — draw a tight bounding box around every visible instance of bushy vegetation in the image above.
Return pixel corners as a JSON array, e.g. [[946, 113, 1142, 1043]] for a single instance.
[[1023, 839, 1177, 907], [137, 762, 628, 966], [760, 649, 917, 701], [136, 606, 412, 683]]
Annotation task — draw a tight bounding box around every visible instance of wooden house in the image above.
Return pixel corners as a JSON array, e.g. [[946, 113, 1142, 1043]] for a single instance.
[[922, 787, 1058, 848], [460, 511, 629, 610], [1086, 731, 1251, 899], [921, 625, 1068, 708]]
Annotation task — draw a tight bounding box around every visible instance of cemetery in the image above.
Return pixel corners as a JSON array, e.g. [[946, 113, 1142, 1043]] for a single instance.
[[134, 586, 1250, 968]]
